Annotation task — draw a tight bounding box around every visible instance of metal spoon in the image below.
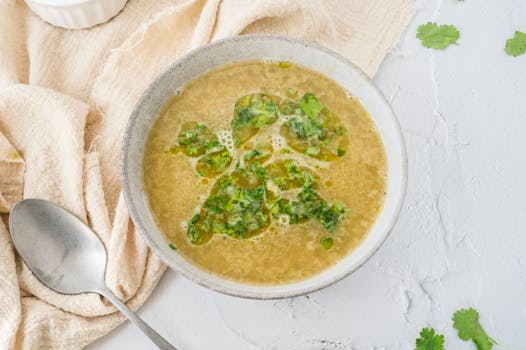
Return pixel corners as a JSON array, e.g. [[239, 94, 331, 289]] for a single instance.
[[9, 198, 177, 350]]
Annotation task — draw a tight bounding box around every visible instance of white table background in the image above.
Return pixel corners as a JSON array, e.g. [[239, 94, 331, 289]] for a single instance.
[[88, 0, 526, 348]]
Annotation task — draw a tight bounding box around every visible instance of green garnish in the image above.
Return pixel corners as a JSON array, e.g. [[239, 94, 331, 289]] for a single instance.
[[245, 149, 263, 160], [505, 31, 526, 57], [168, 243, 177, 250], [453, 308, 497, 350], [232, 94, 279, 144], [281, 93, 349, 160], [186, 167, 270, 244], [414, 328, 444, 350], [176, 122, 220, 157], [299, 93, 323, 119], [176, 91, 349, 247], [317, 201, 346, 232], [287, 113, 325, 139], [196, 149, 232, 177], [244, 143, 273, 164], [267, 159, 316, 191], [319, 237, 334, 250], [417, 22, 460, 50], [279, 98, 299, 115], [305, 146, 320, 157], [278, 61, 291, 68], [274, 185, 346, 231]]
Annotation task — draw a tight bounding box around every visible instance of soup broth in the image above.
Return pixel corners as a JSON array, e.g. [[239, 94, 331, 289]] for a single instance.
[[143, 61, 387, 284]]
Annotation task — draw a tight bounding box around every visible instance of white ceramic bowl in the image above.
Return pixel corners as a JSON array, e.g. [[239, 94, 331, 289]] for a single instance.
[[121, 35, 407, 299], [25, 0, 127, 29]]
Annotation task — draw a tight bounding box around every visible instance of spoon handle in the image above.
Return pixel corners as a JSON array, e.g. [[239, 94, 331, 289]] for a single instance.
[[100, 288, 177, 350]]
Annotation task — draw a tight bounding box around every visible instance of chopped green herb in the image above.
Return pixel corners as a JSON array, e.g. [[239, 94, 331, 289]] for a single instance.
[[417, 22, 460, 50], [196, 149, 232, 177], [186, 166, 271, 244], [334, 126, 348, 136], [178, 90, 350, 246], [414, 328, 445, 350], [305, 146, 320, 157], [319, 237, 334, 250], [505, 31, 526, 57], [272, 184, 347, 232], [453, 308, 497, 350], [267, 160, 317, 190], [299, 93, 323, 119], [317, 201, 346, 232], [280, 93, 349, 161], [287, 114, 325, 139], [279, 98, 300, 115], [176, 122, 220, 157], [245, 149, 262, 159], [168, 243, 177, 250], [232, 94, 279, 144], [248, 162, 268, 181], [244, 143, 273, 164], [278, 61, 291, 68]]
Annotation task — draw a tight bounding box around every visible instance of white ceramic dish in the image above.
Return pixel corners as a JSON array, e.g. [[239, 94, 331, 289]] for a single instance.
[[121, 35, 407, 299], [25, 0, 127, 29]]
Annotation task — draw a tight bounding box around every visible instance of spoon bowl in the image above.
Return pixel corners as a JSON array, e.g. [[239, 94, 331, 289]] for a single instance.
[[9, 199, 107, 294]]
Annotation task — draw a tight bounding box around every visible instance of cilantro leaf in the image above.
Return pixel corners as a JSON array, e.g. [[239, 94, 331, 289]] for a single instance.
[[300, 93, 323, 119], [176, 122, 220, 157], [187, 166, 270, 244], [281, 93, 349, 161], [317, 201, 346, 233], [453, 308, 497, 350], [415, 328, 444, 350], [196, 149, 232, 177], [417, 22, 460, 50], [232, 94, 279, 144], [505, 31, 526, 57], [244, 143, 273, 164], [287, 114, 325, 139], [319, 237, 334, 250], [267, 159, 317, 191]]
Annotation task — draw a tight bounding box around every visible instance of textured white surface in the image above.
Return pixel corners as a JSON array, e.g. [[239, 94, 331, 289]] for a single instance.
[[88, 0, 526, 348]]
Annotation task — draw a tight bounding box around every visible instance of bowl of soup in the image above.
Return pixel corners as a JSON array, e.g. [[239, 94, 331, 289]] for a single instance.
[[121, 34, 407, 299]]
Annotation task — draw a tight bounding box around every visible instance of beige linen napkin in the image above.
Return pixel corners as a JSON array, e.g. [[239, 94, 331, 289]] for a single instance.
[[0, 0, 412, 349]]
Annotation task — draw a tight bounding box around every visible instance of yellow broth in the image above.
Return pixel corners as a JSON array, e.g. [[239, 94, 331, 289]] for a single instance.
[[143, 61, 387, 284]]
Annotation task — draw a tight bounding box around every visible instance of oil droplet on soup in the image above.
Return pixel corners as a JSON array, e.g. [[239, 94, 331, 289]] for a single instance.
[[143, 61, 387, 285]]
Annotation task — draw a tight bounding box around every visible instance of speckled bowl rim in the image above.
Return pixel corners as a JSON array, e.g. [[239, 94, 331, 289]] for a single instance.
[[121, 34, 407, 299]]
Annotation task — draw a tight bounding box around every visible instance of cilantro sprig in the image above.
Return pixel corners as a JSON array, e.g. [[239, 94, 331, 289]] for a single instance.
[[281, 93, 349, 161], [453, 308, 497, 350], [175, 122, 220, 157], [505, 31, 526, 57], [413, 308, 497, 350], [415, 328, 445, 350], [417, 22, 460, 50]]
